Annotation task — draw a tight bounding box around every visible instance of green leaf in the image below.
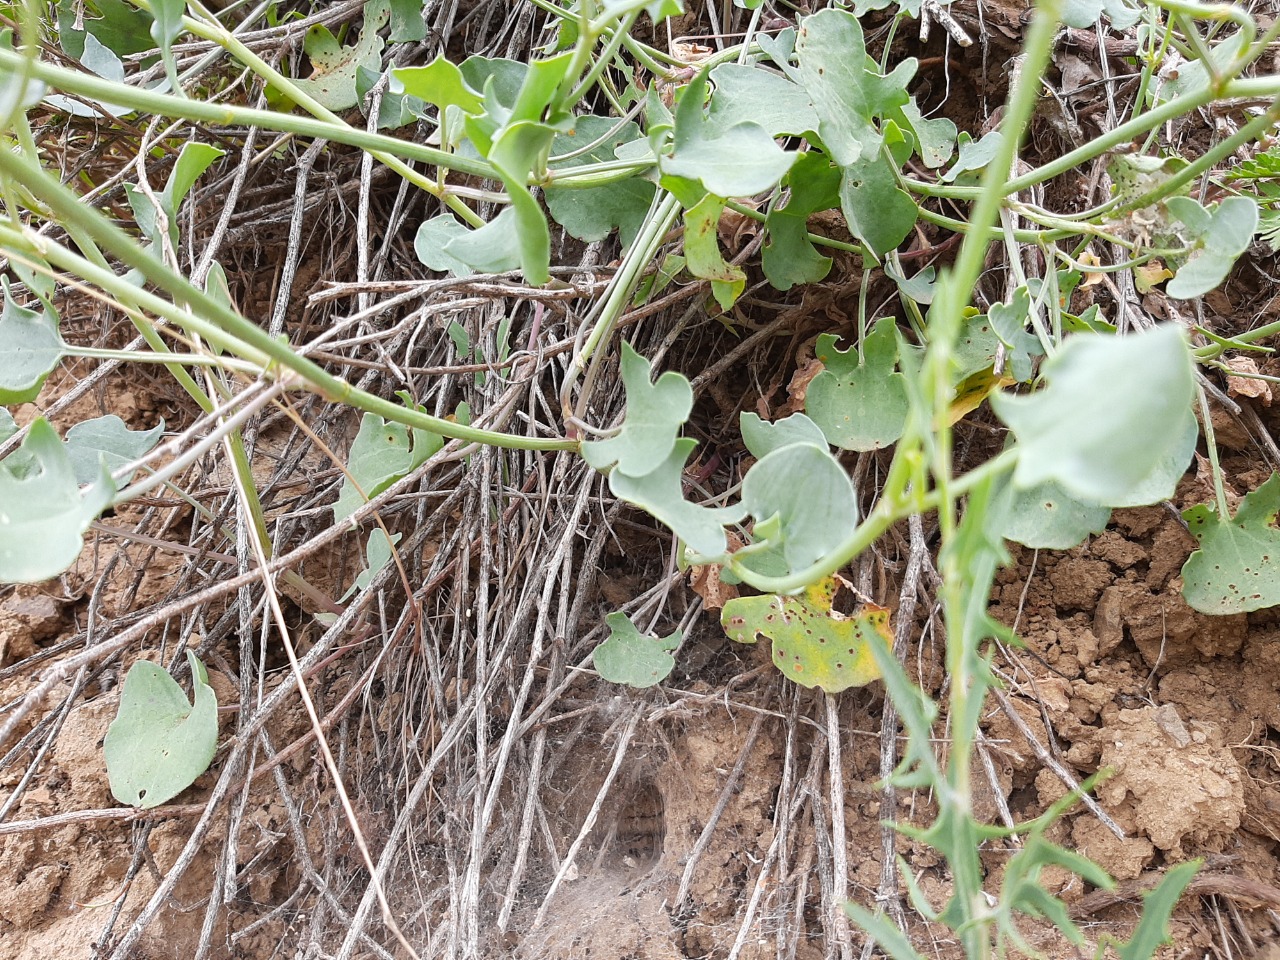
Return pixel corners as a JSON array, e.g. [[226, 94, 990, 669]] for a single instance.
[[601, 0, 684, 22], [758, 28, 801, 82], [593, 612, 681, 688], [988, 286, 1044, 382], [992, 325, 1194, 504], [742, 443, 857, 573], [662, 69, 795, 197], [806, 317, 909, 451], [989, 474, 1112, 550], [763, 151, 840, 291], [388, 0, 427, 42], [1165, 196, 1259, 299], [166, 142, 225, 215], [609, 438, 746, 556], [0, 419, 116, 584], [838, 153, 918, 256], [459, 56, 527, 113], [45, 32, 132, 118], [706, 63, 819, 139], [357, 65, 420, 129], [582, 342, 693, 475], [794, 8, 914, 166], [149, 0, 184, 88], [950, 311, 1001, 380], [103, 651, 219, 809], [545, 116, 656, 247], [393, 55, 484, 113], [64, 415, 164, 486], [295, 0, 389, 110], [1159, 31, 1248, 104], [441, 207, 524, 274], [56, 0, 155, 59], [0, 281, 64, 405], [1182, 473, 1280, 614], [415, 214, 475, 276], [341, 529, 401, 601], [679, 192, 746, 308], [1062, 0, 1142, 29], [333, 412, 440, 523], [1116, 861, 1200, 960], [740, 411, 828, 458], [941, 130, 1004, 184], [1108, 408, 1197, 507], [721, 577, 892, 692], [893, 100, 956, 169], [844, 902, 924, 960]]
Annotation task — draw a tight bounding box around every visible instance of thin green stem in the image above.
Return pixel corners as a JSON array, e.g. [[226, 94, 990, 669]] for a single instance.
[[1195, 386, 1232, 519], [0, 151, 578, 452], [1004, 77, 1280, 199]]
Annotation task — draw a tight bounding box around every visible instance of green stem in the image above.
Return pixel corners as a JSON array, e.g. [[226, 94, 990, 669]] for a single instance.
[[1003, 77, 1280, 199], [1195, 386, 1232, 519], [0, 152, 577, 452]]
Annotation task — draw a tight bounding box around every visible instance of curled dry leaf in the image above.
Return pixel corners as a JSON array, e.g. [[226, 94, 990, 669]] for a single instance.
[[781, 344, 824, 418], [1224, 356, 1272, 406], [1077, 249, 1105, 288], [717, 200, 761, 254], [689, 531, 742, 610]]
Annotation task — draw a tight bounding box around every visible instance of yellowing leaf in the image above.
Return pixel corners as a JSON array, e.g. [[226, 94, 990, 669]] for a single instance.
[[721, 576, 892, 692], [950, 367, 1016, 424], [1133, 260, 1173, 294]]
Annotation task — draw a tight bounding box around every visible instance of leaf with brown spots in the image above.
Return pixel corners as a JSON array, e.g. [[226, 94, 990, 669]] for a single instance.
[[720, 575, 891, 692]]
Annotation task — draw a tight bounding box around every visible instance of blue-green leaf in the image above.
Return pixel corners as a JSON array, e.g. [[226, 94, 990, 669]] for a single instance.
[[546, 116, 656, 246], [662, 70, 795, 197], [794, 9, 914, 165], [1182, 473, 1280, 614], [582, 342, 692, 475], [992, 325, 1194, 504], [763, 151, 840, 290], [0, 281, 64, 405], [806, 317, 909, 451], [609, 438, 746, 556], [593, 612, 680, 688], [333, 412, 441, 523], [740, 411, 828, 458], [415, 214, 475, 276], [742, 442, 858, 573], [64, 415, 164, 486], [0, 419, 116, 584], [103, 651, 219, 809], [707, 63, 819, 139], [341, 529, 402, 600]]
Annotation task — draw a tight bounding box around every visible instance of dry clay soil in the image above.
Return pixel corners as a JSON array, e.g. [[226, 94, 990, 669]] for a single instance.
[[4, 363, 1280, 960]]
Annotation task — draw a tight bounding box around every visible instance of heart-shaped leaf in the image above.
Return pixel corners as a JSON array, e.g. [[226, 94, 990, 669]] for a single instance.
[[608, 438, 747, 556], [992, 325, 1194, 504], [334, 411, 442, 523], [662, 69, 796, 198], [64, 415, 164, 486], [1182, 472, 1280, 614], [806, 316, 909, 450], [0, 280, 64, 405], [103, 651, 219, 809], [0, 418, 115, 584], [593, 612, 681, 688], [742, 442, 858, 573]]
